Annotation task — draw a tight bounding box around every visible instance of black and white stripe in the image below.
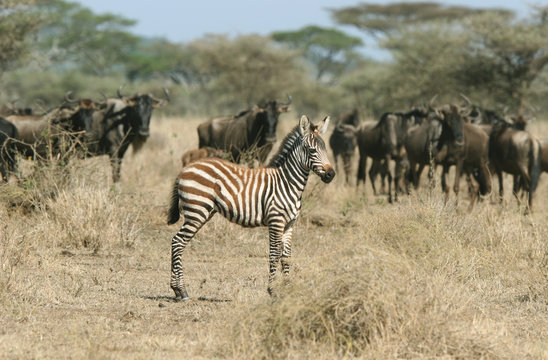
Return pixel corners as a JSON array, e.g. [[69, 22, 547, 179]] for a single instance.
[[168, 115, 335, 300]]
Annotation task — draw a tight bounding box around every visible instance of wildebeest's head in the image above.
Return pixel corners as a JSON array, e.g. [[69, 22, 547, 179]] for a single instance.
[[378, 113, 399, 158], [72, 99, 95, 132], [257, 95, 291, 143], [437, 104, 465, 149], [60, 92, 96, 133], [118, 87, 170, 138]]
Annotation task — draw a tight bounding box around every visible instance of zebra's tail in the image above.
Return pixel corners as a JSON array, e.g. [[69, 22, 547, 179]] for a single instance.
[[167, 177, 181, 225]]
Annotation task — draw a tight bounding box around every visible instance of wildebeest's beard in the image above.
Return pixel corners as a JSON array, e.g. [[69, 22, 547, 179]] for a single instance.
[[75, 108, 94, 133], [259, 108, 278, 144], [381, 119, 398, 157], [130, 96, 153, 137], [446, 110, 464, 146]]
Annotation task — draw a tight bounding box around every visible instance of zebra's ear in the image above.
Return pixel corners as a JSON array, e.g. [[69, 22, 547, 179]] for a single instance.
[[299, 115, 311, 135], [318, 116, 330, 135]]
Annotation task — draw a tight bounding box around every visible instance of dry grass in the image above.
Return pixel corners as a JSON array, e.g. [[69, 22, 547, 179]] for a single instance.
[[0, 114, 547, 359]]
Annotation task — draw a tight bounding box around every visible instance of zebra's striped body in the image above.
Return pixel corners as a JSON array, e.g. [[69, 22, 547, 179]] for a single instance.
[[168, 115, 335, 300]]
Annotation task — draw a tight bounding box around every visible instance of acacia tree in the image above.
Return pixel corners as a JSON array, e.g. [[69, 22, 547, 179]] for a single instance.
[[330, 2, 548, 111], [36, 0, 138, 76], [184, 34, 304, 112], [0, 0, 42, 73], [271, 25, 363, 82]]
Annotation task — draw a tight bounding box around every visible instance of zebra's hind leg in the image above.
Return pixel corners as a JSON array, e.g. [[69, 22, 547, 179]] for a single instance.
[[170, 217, 209, 301]]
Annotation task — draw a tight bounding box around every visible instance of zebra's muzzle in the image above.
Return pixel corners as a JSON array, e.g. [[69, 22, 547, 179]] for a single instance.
[[321, 167, 336, 183]]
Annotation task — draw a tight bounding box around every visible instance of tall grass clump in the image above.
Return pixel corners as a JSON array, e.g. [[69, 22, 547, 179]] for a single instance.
[[225, 192, 546, 359], [1, 152, 147, 251]]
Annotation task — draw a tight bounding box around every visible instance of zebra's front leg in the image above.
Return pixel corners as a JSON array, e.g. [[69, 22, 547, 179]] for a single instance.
[[267, 219, 285, 296], [280, 225, 295, 277]]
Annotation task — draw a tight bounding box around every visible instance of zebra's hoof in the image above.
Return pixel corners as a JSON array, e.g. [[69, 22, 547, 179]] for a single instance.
[[172, 288, 189, 301]]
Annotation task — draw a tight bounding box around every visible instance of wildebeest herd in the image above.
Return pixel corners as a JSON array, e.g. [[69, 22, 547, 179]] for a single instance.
[[1, 90, 546, 300], [0, 86, 169, 182], [1, 91, 545, 211]]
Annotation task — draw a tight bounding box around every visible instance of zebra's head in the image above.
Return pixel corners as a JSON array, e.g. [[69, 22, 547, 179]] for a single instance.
[[299, 115, 336, 183]]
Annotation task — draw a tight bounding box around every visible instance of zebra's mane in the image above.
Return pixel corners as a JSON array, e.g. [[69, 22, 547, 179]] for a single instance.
[[267, 125, 302, 168]]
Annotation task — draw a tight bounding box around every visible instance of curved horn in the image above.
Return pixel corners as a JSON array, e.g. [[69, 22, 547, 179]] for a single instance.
[[65, 91, 78, 103], [459, 93, 472, 107], [428, 94, 438, 109], [163, 88, 171, 102], [283, 93, 292, 105], [459, 93, 472, 116], [117, 85, 125, 99]]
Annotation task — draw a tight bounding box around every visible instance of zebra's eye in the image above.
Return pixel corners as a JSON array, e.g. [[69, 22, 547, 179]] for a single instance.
[[309, 147, 317, 154]]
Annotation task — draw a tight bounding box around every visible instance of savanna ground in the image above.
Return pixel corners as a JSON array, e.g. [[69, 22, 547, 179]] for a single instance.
[[1, 114, 547, 359]]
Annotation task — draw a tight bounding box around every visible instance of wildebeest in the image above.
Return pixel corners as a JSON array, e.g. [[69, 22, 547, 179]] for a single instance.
[[181, 147, 227, 168], [0, 102, 33, 117], [7, 95, 96, 161], [197, 96, 291, 165], [541, 139, 548, 173], [82, 87, 170, 182], [488, 119, 542, 211], [0, 117, 18, 181], [328, 108, 360, 185], [435, 104, 492, 210], [404, 112, 444, 190], [356, 113, 400, 203], [368, 108, 428, 194], [466, 105, 506, 125]]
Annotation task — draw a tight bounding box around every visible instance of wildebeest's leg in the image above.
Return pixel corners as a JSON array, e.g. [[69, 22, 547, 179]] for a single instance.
[[466, 171, 479, 212], [342, 153, 353, 185], [267, 217, 285, 296], [415, 163, 425, 189], [369, 159, 379, 195], [515, 165, 531, 209], [441, 164, 450, 204], [110, 156, 123, 183], [386, 156, 393, 203], [453, 160, 464, 207], [497, 170, 504, 203], [332, 151, 339, 173], [356, 153, 367, 190], [170, 213, 214, 301]]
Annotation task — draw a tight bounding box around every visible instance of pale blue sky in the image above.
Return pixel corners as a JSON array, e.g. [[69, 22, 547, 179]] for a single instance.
[[75, 0, 536, 59]]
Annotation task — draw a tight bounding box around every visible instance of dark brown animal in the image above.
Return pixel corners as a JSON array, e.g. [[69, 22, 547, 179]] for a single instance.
[[7, 96, 96, 160], [356, 114, 399, 203], [329, 123, 357, 185], [436, 114, 492, 210], [368, 108, 428, 194], [488, 120, 542, 211], [181, 147, 227, 168], [404, 112, 444, 190], [0, 117, 18, 181], [197, 96, 291, 165], [82, 88, 169, 182], [541, 139, 548, 173]]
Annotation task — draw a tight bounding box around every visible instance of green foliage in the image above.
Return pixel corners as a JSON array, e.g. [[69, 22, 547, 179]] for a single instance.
[[332, 2, 548, 114], [36, 0, 138, 75], [272, 25, 363, 81], [182, 34, 305, 113], [330, 2, 512, 36], [0, 0, 43, 73]]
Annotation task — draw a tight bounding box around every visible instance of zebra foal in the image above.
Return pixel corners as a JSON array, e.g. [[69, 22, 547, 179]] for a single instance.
[[167, 115, 336, 300]]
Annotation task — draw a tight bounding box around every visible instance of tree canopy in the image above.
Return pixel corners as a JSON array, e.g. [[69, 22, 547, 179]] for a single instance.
[[271, 25, 363, 81]]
